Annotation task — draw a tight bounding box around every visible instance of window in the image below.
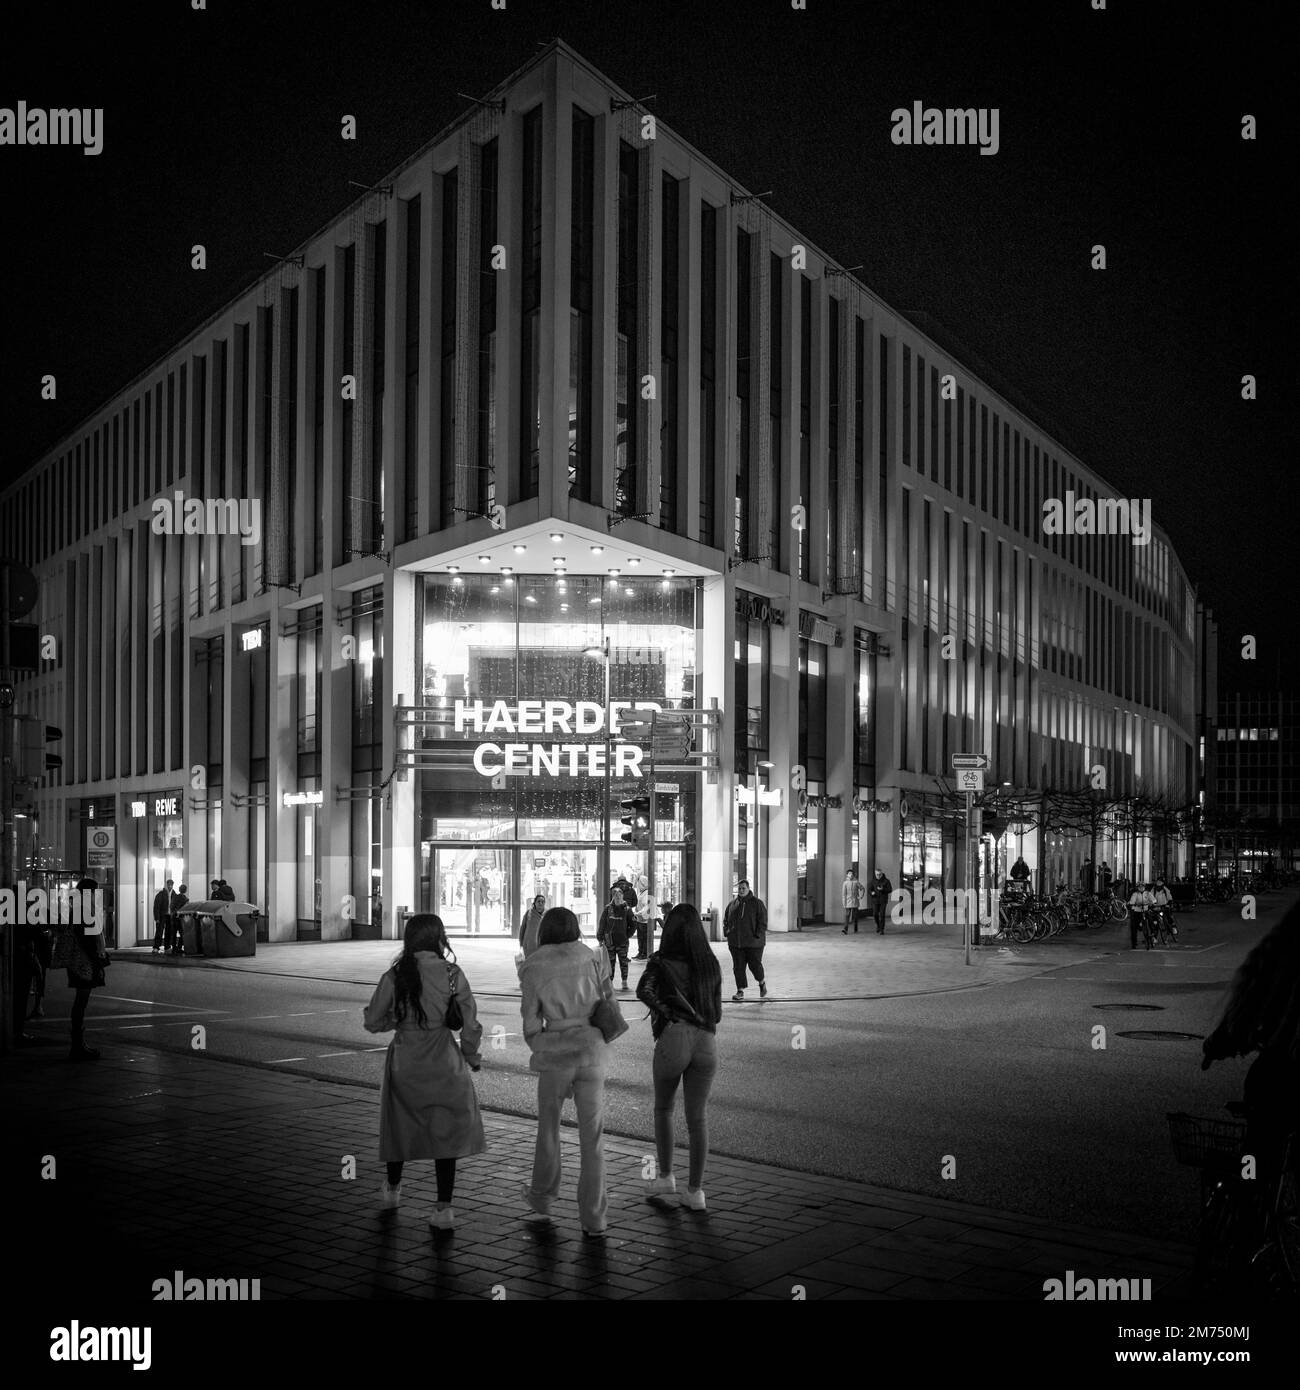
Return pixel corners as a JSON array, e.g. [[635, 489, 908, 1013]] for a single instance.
[[735, 228, 752, 555], [799, 277, 812, 581], [520, 109, 543, 501], [698, 202, 718, 544], [403, 195, 421, 542], [569, 109, 595, 501], [439, 169, 458, 526], [659, 172, 680, 531], [828, 296, 840, 586], [768, 252, 783, 569]]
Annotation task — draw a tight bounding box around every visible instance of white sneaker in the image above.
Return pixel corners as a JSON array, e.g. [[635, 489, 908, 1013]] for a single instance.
[[428, 1205, 455, 1230], [680, 1188, 707, 1211], [645, 1174, 677, 1200], [379, 1181, 401, 1209]]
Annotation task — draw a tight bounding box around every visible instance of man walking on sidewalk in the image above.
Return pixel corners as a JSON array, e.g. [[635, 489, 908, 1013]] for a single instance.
[[842, 869, 865, 934], [723, 879, 767, 1001], [868, 869, 893, 934]]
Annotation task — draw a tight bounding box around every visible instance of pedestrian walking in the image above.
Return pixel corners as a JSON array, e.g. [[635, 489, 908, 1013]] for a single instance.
[[1128, 881, 1153, 949], [519, 893, 547, 958], [363, 913, 485, 1229], [519, 906, 615, 1236], [152, 879, 173, 953], [722, 879, 767, 1001], [55, 877, 110, 1060], [841, 869, 865, 934], [168, 883, 189, 956], [1201, 901, 1300, 1181], [637, 903, 723, 1211], [868, 869, 893, 934], [597, 886, 633, 990], [1079, 857, 1095, 895]]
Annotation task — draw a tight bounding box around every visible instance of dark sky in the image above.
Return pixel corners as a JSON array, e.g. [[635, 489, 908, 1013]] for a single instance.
[[1, 0, 1292, 688]]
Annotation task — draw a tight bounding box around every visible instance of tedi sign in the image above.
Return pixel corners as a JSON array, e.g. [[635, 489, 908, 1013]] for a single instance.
[[455, 699, 662, 778]]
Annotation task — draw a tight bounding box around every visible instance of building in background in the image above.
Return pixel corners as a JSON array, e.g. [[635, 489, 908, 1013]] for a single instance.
[[1209, 691, 1300, 876], [0, 41, 1206, 942]]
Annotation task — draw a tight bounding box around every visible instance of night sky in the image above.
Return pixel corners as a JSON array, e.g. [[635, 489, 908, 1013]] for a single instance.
[[1, 0, 1292, 687]]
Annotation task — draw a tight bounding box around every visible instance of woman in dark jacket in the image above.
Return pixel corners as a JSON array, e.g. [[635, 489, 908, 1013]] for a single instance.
[[636, 903, 722, 1211], [364, 913, 486, 1229]]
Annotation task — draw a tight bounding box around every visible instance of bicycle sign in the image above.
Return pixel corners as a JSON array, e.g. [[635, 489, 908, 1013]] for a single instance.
[[956, 769, 985, 793]]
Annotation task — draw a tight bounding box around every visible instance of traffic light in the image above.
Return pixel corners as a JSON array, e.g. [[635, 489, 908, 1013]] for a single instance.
[[619, 796, 651, 849], [15, 717, 61, 777]]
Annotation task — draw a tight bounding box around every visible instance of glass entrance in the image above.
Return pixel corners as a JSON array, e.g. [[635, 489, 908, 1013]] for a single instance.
[[430, 844, 514, 935]]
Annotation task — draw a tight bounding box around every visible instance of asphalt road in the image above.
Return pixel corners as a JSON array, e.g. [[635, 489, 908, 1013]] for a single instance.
[[30, 893, 1289, 1244]]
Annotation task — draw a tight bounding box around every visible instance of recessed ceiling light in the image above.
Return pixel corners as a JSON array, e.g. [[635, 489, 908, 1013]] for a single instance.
[[607, 568, 621, 578], [500, 566, 514, 575], [590, 545, 604, 554], [447, 565, 460, 573], [452, 576, 464, 586], [549, 532, 564, 541], [628, 556, 641, 566], [552, 556, 565, 563], [662, 568, 676, 577], [478, 554, 491, 564]]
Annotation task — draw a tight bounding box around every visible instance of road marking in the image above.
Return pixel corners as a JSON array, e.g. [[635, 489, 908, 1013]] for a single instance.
[[316, 1051, 358, 1058], [267, 1057, 307, 1064]]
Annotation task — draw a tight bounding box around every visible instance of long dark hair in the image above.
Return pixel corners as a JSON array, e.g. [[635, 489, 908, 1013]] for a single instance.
[[1204, 902, 1300, 1065], [392, 913, 455, 1028], [538, 906, 580, 946], [658, 903, 721, 1022]]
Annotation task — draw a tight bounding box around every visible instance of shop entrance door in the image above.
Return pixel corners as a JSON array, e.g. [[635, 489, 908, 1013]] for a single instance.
[[431, 845, 515, 935], [519, 848, 601, 938]]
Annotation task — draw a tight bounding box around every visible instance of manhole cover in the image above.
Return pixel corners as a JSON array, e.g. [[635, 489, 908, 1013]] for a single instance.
[[1115, 1030, 1205, 1042], [1093, 1003, 1165, 1012]]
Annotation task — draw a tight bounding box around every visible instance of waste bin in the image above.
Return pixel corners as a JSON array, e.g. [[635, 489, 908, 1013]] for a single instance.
[[180, 913, 204, 956], [702, 908, 721, 942], [187, 901, 259, 957]]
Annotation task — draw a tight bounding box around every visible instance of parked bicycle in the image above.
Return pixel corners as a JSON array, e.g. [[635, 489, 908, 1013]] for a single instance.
[[1168, 1104, 1298, 1298]]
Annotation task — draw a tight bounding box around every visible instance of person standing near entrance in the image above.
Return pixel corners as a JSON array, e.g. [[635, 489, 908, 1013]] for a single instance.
[[841, 870, 865, 934], [723, 879, 767, 1002], [597, 888, 633, 991], [519, 894, 547, 959], [868, 869, 893, 933], [168, 883, 190, 956], [152, 879, 173, 954]]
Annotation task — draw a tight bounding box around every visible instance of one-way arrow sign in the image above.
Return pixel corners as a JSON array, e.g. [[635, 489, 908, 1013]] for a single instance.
[[951, 753, 990, 770]]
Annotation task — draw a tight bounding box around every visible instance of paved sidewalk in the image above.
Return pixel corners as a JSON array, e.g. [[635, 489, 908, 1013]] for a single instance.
[[112, 917, 1137, 1000], [6, 1042, 1195, 1301]]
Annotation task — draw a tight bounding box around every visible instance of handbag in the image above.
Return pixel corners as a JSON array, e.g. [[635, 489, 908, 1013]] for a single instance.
[[589, 960, 629, 1043], [444, 961, 464, 1031], [50, 924, 77, 969]]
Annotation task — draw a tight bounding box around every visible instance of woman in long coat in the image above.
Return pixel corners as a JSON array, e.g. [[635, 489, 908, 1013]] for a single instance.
[[364, 913, 486, 1229]]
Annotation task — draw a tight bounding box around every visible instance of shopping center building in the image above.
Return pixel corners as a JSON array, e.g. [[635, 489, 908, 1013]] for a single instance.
[[0, 41, 1210, 945]]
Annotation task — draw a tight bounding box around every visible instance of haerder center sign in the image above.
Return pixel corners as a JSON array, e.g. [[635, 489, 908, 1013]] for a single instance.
[[455, 699, 662, 778]]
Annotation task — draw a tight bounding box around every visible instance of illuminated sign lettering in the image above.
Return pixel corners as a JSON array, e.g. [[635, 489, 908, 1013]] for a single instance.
[[454, 699, 662, 779], [241, 628, 264, 652], [129, 800, 146, 818], [283, 790, 324, 807], [155, 796, 179, 817]]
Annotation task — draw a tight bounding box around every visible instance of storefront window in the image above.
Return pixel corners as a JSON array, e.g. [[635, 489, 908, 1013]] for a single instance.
[[417, 573, 698, 933]]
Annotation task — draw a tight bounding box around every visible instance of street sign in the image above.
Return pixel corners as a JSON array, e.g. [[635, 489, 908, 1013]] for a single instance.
[[955, 768, 985, 793], [951, 753, 990, 770], [87, 826, 116, 868], [653, 782, 680, 793]]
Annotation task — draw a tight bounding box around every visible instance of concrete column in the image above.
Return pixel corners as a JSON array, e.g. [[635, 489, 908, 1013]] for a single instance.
[[681, 184, 702, 541], [321, 590, 351, 942], [824, 632, 854, 912], [545, 59, 573, 521], [698, 574, 733, 922], [267, 599, 293, 939], [767, 614, 798, 932], [383, 568, 418, 940]]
